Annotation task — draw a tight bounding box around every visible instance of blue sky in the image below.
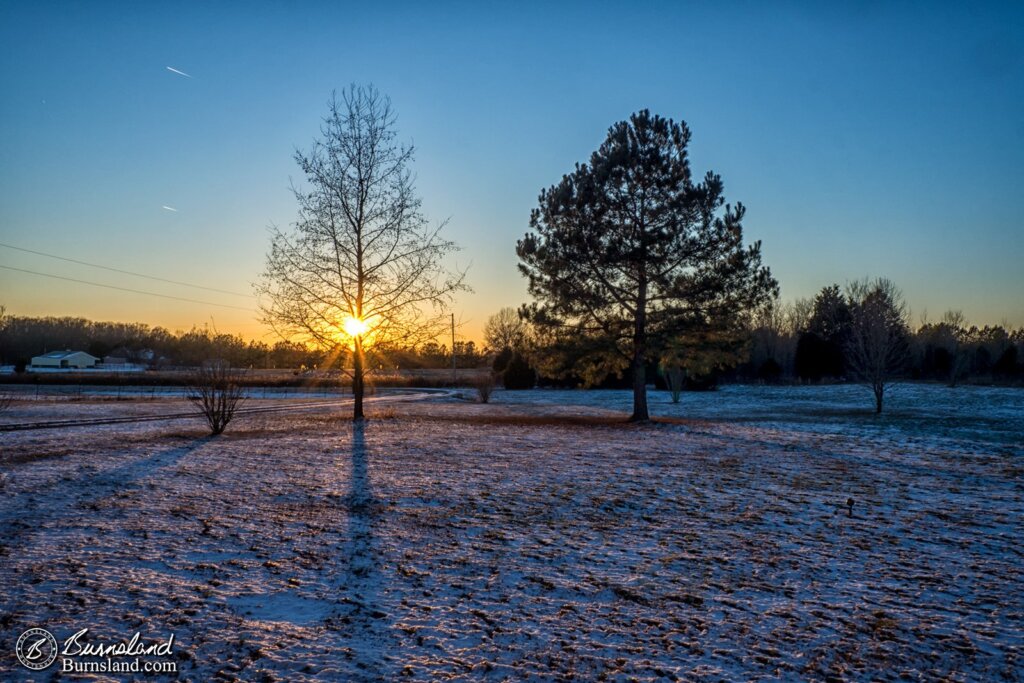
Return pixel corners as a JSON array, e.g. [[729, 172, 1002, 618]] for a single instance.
[[1, 1, 1021, 340]]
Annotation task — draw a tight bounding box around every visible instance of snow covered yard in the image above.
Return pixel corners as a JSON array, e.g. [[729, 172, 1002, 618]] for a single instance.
[[1, 385, 1021, 681]]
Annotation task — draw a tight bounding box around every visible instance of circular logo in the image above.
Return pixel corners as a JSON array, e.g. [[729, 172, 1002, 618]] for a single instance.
[[16, 628, 58, 670]]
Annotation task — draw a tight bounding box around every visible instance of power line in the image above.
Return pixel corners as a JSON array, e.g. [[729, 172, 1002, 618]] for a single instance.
[[0, 242, 254, 298], [0, 264, 255, 312]]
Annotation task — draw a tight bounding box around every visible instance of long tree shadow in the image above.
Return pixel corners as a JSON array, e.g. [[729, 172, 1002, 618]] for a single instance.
[[0, 434, 214, 646], [334, 420, 394, 679], [0, 434, 214, 549]]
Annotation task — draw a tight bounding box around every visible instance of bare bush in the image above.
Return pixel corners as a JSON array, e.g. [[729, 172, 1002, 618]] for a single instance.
[[475, 373, 496, 403], [662, 365, 684, 404], [188, 361, 246, 435], [0, 392, 12, 413]]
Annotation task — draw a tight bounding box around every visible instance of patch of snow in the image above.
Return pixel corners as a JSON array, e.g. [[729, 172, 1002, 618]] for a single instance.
[[0, 385, 1021, 680]]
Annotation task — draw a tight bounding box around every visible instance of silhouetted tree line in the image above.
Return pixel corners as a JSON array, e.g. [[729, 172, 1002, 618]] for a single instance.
[[402, 341, 485, 369], [0, 315, 318, 370], [737, 286, 1024, 387], [2, 302, 1018, 394], [480, 278, 1022, 405], [0, 313, 490, 372]]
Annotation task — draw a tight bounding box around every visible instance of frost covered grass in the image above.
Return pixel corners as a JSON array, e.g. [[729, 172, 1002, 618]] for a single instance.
[[0, 385, 1021, 681]]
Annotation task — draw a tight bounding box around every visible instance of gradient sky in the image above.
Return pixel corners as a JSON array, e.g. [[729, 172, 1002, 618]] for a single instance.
[[1, 1, 1022, 344]]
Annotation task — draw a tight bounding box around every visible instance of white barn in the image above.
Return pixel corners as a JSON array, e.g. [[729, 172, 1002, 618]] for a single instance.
[[30, 350, 99, 369]]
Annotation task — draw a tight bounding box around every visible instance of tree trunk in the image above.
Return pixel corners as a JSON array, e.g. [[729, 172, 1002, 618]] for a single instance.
[[874, 384, 883, 414], [949, 344, 961, 388], [629, 353, 649, 422], [629, 278, 649, 422], [353, 336, 365, 420]]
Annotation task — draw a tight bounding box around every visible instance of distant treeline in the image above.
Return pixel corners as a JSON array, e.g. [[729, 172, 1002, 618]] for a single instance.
[[739, 285, 1023, 386], [0, 314, 488, 371], [2, 302, 1021, 387]]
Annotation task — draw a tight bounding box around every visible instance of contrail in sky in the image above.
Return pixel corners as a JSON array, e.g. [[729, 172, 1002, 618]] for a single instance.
[[166, 66, 192, 78], [162, 205, 178, 212]]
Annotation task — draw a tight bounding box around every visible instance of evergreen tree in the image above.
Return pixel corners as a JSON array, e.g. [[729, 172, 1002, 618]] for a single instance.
[[517, 111, 776, 421], [501, 352, 536, 390], [795, 284, 851, 380]]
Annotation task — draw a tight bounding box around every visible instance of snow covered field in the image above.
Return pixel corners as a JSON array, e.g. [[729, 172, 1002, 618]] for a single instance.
[[1, 385, 1021, 681]]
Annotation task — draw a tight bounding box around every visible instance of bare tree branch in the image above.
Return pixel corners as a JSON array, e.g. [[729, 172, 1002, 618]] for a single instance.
[[255, 85, 469, 419]]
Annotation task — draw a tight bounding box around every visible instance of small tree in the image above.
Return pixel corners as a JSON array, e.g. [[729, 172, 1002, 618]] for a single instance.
[[188, 361, 246, 435], [257, 85, 467, 420], [484, 307, 529, 355], [846, 278, 910, 413], [501, 352, 536, 390], [492, 346, 514, 374]]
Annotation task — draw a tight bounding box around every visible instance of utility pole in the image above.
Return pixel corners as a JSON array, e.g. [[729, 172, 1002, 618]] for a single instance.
[[451, 312, 456, 387]]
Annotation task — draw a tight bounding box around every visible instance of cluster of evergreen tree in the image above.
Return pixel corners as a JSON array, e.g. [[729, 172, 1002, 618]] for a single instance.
[[740, 287, 1024, 386]]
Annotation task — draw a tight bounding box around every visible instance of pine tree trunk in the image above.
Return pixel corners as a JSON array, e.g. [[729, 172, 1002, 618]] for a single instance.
[[353, 336, 365, 421], [629, 354, 649, 422], [629, 278, 649, 422], [874, 384, 883, 414]]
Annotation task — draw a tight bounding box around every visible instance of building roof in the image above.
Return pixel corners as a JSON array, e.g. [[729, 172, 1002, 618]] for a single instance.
[[35, 350, 98, 360]]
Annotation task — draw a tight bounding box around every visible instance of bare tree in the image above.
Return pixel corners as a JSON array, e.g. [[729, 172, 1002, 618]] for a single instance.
[[256, 85, 468, 420], [188, 361, 246, 435], [787, 297, 814, 336], [942, 309, 970, 387], [742, 298, 797, 382], [483, 307, 528, 353], [845, 278, 910, 413]]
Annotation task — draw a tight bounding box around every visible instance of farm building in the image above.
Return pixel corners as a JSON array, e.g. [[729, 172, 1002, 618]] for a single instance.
[[30, 350, 99, 369]]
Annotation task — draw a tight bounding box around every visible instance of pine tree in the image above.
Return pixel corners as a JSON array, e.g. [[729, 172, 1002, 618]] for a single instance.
[[517, 111, 776, 421]]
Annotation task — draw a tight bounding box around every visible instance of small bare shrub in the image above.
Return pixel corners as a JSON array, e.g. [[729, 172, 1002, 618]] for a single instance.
[[475, 373, 496, 403], [188, 361, 246, 435], [662, 365, 684, 404], [370, 405, 397, 419], [0, 392, 12, 413]]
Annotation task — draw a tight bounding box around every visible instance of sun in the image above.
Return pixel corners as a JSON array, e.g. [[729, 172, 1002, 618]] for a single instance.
[[343, 316, 369, 338]]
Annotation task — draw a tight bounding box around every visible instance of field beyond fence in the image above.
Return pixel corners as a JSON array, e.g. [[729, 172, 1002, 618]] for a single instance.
[[0, 367, 492, 389]]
